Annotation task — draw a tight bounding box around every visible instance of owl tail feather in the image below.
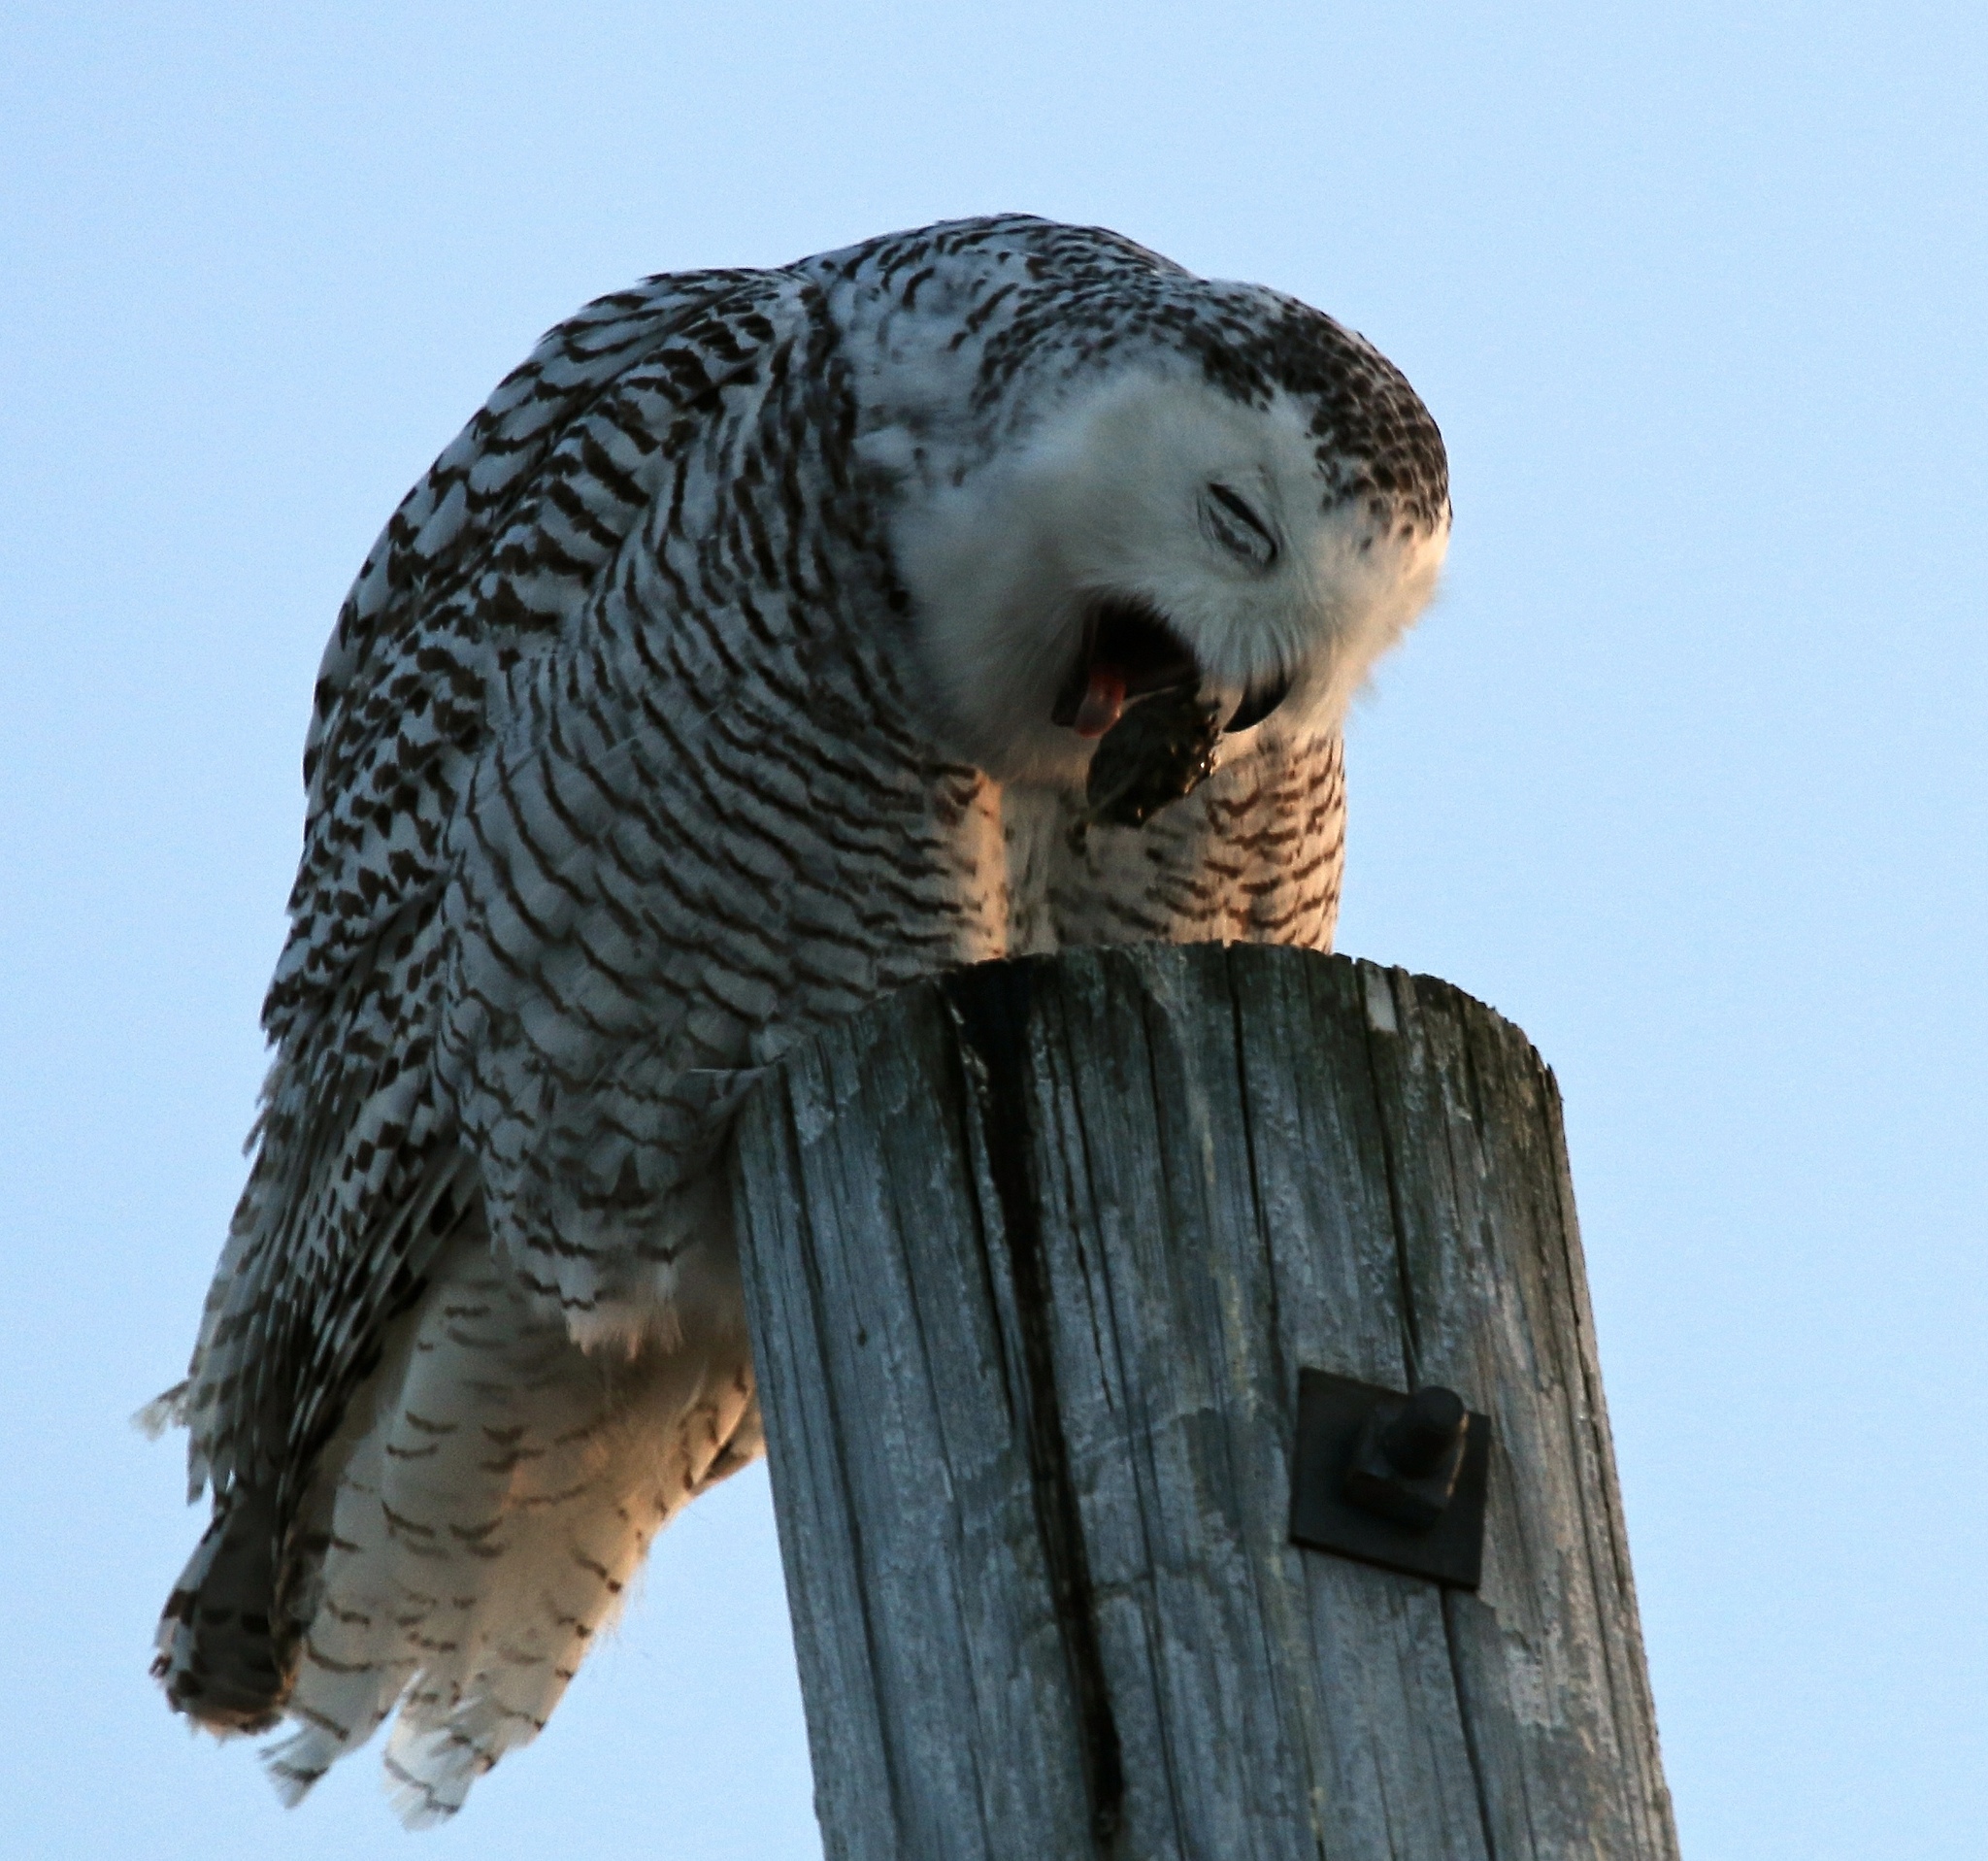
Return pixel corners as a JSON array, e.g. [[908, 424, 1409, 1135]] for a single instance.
[[153, 1484, 300, 1735], [253, 1228, 759, 1826]]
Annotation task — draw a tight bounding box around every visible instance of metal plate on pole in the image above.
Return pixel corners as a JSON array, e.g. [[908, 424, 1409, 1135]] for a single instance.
[[1289, 1369, 1491, 1589]]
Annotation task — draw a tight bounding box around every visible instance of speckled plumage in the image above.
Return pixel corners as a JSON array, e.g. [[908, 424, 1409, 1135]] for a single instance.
[[149, 215, 1448, 1821]]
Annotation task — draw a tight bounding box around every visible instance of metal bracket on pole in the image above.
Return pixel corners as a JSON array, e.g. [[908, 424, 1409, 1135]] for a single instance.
[[1290, 1370, 1491, 1589]]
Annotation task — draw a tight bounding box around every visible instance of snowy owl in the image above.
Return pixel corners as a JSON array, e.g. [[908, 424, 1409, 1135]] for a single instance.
[[146, 215, 1449, 1823]]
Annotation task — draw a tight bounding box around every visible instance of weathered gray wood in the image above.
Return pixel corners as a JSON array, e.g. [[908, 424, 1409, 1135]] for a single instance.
[[730, 945, 1677, 1860]]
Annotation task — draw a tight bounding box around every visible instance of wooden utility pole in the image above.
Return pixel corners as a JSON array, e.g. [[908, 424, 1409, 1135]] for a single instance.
[[730, 945, 1677, 1860]]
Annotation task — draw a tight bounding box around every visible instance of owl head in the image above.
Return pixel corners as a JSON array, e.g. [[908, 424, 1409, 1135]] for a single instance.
[[878, 285, 1455, 791], [886, 349, 1450, 785]]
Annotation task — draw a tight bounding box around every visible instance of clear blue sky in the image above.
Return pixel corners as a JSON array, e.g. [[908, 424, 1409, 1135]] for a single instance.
[[3, 4, 1982, 1856]]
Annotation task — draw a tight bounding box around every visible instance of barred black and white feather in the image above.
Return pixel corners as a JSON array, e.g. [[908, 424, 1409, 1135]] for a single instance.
[[151, 216, 1449, 1820]]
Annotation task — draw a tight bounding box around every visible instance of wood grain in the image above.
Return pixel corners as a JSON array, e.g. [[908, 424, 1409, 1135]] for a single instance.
[[731, 945, 1676, 1859]]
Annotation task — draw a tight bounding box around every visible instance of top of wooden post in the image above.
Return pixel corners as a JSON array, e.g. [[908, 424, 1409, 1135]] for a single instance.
[[732, 946, 1676, 1861]]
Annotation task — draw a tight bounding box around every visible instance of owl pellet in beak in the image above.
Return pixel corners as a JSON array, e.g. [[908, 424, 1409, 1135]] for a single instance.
[[1068, 682, 1222, 850]]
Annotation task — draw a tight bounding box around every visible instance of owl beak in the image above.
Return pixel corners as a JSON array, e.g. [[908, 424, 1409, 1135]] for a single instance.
[[1222, 667, 1293, 734]]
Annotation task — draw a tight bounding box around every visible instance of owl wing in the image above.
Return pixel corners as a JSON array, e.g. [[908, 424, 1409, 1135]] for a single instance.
[[174, 262, 839, 1520], [159, 252, 1012, 1764], [424, 278, 998, 1342]]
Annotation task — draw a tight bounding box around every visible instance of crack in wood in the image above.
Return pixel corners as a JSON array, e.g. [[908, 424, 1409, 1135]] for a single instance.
[[943, 962, 1127, 1850]]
